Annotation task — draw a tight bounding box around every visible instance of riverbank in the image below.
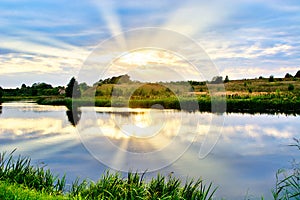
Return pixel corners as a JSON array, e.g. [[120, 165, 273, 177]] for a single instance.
[[2, 77, 300, 114], [35, 95, 300, 115]]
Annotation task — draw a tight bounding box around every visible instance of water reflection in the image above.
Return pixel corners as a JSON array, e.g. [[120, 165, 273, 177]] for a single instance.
[[0, 102, 299, 199], [66, 107, 82, 126]]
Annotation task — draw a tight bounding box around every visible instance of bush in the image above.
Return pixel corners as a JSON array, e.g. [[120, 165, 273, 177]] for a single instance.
[[269, 75, 274, 82], [288, 84, 295, 91]]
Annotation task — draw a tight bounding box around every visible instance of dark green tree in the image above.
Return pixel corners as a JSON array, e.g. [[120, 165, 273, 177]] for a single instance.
[[269, 75, 274, 82], [224, 75, 229, 83], [285, 73, 293, 78], [79, 82, 89, 92], [0, 86, 3, 100], [211, 76, 223, 84], [66, 77, 81, 98], [295, 70, 300, 78]]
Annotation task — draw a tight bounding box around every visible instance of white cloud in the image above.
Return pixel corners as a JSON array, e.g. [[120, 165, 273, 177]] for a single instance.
[[0, 53, 82, 75], [163, 1, 235, 37]]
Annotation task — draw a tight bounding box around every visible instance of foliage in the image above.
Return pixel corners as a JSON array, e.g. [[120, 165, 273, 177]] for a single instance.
[[224, 75, 229, 83], [79, 82, 90, 92], [272, 138, 300, 200], [2, 83, 59, 97], [0, 86, 3, 100], [66, 77, 81, 98], [288, 84, 294, 91], [285, 73, 293, 78], [0, 181, 66, 200], [70, 171, 216, 200], [0, 149, 66, 194], [211, 76, 223, 84], [295, 70, 300, 78], [269, 75, 275, 82], [97, 74, 132, 85]]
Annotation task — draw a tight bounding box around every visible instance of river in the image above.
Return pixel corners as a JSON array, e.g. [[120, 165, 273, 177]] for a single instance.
[[0, 102, 299, 199]]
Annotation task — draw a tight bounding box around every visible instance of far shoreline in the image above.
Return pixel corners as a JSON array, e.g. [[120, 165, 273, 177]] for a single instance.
[[2, 96, 299, 115]]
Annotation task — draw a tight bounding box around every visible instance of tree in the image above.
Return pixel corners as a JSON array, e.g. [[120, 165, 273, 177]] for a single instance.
[[224, 75, 229, 83], [66, 77, 81, 98], [79, 82, 89, 91], [269, 75, 274, 82], [0, 86, 3, 100], [32, 82, 52, 89], [21, 84, 27, 89], [295, 70, 300, 78], [211, 76, 223, 84], [285, 73, 293, 78]]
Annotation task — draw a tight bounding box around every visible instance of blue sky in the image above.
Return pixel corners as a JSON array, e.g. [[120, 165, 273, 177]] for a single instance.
[[0, 0, 300, 88]]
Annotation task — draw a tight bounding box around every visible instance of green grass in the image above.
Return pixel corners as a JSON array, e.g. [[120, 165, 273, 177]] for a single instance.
[[272, 138, 300, 200], [0, 181, 66, 200], [0, 149, 66, 195], [36, 95, 300, 114], [0, 150, 217, 200], [1, 96, 39, 102]]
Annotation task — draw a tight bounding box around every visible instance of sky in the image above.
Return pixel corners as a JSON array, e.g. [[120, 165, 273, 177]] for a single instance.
[[0, 0, 300, 88]]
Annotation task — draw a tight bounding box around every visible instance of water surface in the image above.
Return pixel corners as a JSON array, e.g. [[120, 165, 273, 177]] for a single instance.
[[0, 102, 299, 199]]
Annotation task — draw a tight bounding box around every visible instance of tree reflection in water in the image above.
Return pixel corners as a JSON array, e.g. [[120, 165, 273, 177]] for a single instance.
[[66, 106, 81, 126]]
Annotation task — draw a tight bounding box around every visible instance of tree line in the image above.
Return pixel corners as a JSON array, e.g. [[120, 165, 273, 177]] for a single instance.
[[0, 70, 299, 101], [0, 77, 83, 99]]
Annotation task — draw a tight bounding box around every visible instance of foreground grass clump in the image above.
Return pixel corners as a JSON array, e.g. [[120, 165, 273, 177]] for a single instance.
[[0, 150, 217, 200], [0, 149, 66, 195], [272, 138, 300, 200], [71, 172, 216, 200], [0, 181, 66, 200]]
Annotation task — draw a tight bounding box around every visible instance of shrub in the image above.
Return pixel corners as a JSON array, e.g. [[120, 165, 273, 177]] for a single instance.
[[288, 84, 295, 91]]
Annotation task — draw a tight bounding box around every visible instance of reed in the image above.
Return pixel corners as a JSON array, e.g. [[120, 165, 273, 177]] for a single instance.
[[0, 150, 217, 199]]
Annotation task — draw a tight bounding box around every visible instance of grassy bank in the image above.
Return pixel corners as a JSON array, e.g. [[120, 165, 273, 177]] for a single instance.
[[1, 96, 39, 102], [36, 95, 300, 114], [0, 150, 216, 200], [0, 181, 66, 200]]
